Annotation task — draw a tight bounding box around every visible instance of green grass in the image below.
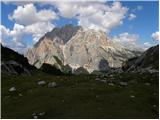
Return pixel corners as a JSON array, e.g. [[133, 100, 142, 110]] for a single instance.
[[1, 72, 159, 119]]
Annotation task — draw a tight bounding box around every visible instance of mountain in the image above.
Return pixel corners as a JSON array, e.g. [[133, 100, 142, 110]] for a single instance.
[[122, 45, 159, 72], [1, 45, 35, 75], [25, 24, 141, 74]]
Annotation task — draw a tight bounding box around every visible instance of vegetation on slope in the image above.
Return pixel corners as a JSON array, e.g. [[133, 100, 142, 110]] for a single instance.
[[1, 72, 158, 119]]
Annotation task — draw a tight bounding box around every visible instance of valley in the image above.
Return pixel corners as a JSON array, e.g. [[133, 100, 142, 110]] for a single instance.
[[1, 71, 159, 119]]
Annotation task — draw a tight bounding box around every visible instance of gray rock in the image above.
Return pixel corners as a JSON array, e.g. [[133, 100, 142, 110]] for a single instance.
[[39, 112, 45, 116], [145, 82, 151, 86], [130, 95, 135, 98], [48, 82, 57, 88], [9, 87, 16, 92], [153, 105, 157, 108], [108, 83, 114, 86], [37, 81, 46, 85], [100, 80, 107, 83], [33, 116, 38, 119], [119, 82, 128, 86], [25, 25, 139, 74], [95, 78, 100, 81]]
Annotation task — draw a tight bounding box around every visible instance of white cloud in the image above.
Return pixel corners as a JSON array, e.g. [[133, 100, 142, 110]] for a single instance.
[[112, 32, 139, 43], [52, 1, 128, 32], [9, 3, 58, 25], [143, 42, 154, 50], [144, 42, 152, 47], [111, 32, 143, 51], [151, 31, 159, 41], [1, 3, 57, 53], [25, 22, 54, 42], [1, 22, 54, 51], [128, 13, 136, 20]]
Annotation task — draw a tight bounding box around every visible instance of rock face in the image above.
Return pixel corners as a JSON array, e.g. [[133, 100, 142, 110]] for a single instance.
[[1, 45, 35, 75], [26, 24, 141, 74], [123, 45, 159, 72]]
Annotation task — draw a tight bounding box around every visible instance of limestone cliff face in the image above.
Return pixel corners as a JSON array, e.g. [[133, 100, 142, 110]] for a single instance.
[[25, 24, 140, 73]]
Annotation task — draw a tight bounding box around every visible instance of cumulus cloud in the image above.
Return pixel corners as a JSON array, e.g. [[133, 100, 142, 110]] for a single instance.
[[52, 1, 128, 32], [9, 3, 58, 25], [112, 32, 139, 43], [25, 22, 54, 42], [128, 13, 136, 20], [2, 3, 57, 53], [111, 32, 142, 51], [151, 31, 159, 41]]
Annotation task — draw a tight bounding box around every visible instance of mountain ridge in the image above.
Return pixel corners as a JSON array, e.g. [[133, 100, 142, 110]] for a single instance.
[[25, 24, 142, 74]]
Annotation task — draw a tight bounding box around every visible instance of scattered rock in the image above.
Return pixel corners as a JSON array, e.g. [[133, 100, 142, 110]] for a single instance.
[[119, 82, 128, 86], [32, 113, 36, 116], [9, 87, 16, 92], [48, 82, 57, 88], [153, 105, 157, 108], [109, 75, 113, 77], [145, 82, 151, 86], [108, 83, 114, 86], [37, 80, 46, 85], [39, 112, 45, 116], [95, 78, 100, 81], [19, 93, 23, 96], [130, 95, 135, 98], [32, 113, 38, 119], [100, 80, 107, 83], [33, 116, 38, 119]]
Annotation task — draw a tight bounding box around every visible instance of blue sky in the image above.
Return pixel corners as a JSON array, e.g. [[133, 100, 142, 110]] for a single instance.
[[1, 1, 159, 53]]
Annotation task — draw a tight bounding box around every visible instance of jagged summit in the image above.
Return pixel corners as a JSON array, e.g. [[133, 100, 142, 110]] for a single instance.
[[35, 24, 82, 47], [26, 24, 140, 74]]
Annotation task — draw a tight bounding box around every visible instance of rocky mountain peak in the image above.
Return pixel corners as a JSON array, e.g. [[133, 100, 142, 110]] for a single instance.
[[26, 24, 141, 74], [35, 24, 82, 47]]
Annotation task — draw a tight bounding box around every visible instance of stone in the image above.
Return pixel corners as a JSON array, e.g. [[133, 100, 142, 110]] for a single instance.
[[32, 113, 36, 116], [48, 82, 57, 88], [33, 116, 38, 119], [119, 82, 128, 86], [95, 78, 100, 81], [145, 82, 151, 86], [39, 112, 45, 116], [130, 95, 135, 98], [100, 80, 107, 83], [37, 80, 46, 85], [19, 93, 23, 96], [26, 25, 139, 73], [108, 83, 114, 86], [9, 87, 16, 92], [153, 105, 157, 108]]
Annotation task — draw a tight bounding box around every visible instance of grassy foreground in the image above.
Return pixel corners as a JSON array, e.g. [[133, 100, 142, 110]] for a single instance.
[[1, 72, 159, 119]]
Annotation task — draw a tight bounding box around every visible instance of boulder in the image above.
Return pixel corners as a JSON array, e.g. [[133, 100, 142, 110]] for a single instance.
[[37, 81, 46, 85], [9, 87, 16, 92], [48, 82, 57, 88], [119, 82, 128, 86]]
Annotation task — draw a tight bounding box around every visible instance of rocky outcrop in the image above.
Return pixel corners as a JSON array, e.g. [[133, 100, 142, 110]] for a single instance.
[[122, 45, 159, 73], [26, 24, 141, 74], [1, 45, 35, 75]]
